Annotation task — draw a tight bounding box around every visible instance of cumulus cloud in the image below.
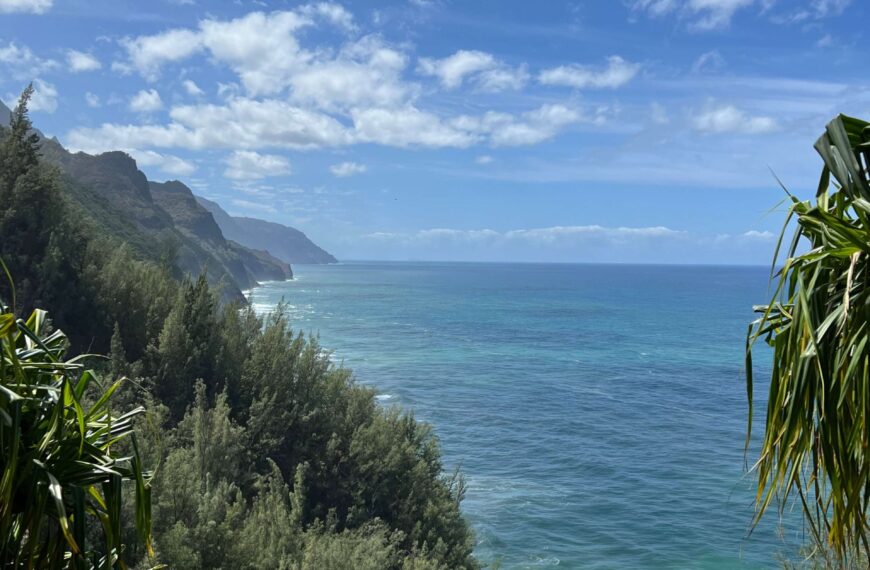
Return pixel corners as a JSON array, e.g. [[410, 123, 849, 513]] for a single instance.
[[418, 50, 495, 89], [118, 6, 354, 92], [129, 89, 163, 112], [118, 28, 204, 80], [68, 98, 348, 152], [84, 92, 100, 107], [539, 56, 639, 89], [475, 65, 529, 92], [131, 149, 196, 176], [0, 41, 58, 79], [297, 1, 356, 31], [224, 150, 292, 180], [182, 79, 204, 96], [288, 35, 412, 109], [67, 6, 602, 155], [330, 161, 367, 177], [0, 0, 51, 13], [418, 50, 527, 91], [352, 105, 475, 147], [66, 50, 101, 72], [68, 99, 592, 153], [453, 104, 593, 147], [692, 104, 778, 134], [28, 79, 57, 113]]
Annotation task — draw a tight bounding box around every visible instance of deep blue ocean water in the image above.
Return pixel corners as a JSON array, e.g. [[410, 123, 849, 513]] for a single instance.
[[246, 262, 806, 569]]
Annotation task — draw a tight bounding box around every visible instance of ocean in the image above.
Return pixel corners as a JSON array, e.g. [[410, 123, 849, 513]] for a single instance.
[[246, 261, 805, 569]]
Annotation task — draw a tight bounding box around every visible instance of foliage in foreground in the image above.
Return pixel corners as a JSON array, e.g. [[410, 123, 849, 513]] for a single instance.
[[0, 303, 152, 568], [747, 114, 870, 562], [0, 87, 478, 568]]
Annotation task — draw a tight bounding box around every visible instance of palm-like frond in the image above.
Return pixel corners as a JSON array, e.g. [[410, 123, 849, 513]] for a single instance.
[[0, 303, 153, 568], [747, 114, 870, 559]]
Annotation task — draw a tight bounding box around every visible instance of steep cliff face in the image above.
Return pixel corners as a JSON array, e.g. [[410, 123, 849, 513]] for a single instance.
[[150, 180, 291, 287], [50, 150, 170, 231], [149, 181, 226, 245], [37, 138, 290, 299], [196, 196, 337, 264], [0, 99, 12, 125]]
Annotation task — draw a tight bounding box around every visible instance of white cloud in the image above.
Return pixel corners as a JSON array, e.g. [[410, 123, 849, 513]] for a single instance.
[[297, 1, 356, 31], [129, 89, 163, 112], [0, 0, 51, 14], [365, 224, 684, 244], [198, 11, 312, 96], [417, 49, 527, 92], [84, 92, 100, 107], [67, 98, 594, 153], [28, 79, 57, 113], [418, 50, 496, 89], [224, 150, 292, 179], [131, 149, 196, 176], [119, 28, 204, 79], [630, 0, 756, 30], [811, 0, 850, 17], [352, 105, 475, 147], [475, 155, 493, 165], [454, 104, 591, 147], [66, 50, 101, 72], [67, 98, 351, 152], [785, 0, 851, 22], [741, 230, 775, 240], [173, 99, 351, 148], [288, 35, 412, 110], [92, 6, 600, 157], [539, 56, 640, 89], [692, 104, 778, 134], [330, 161, 367, 177], [231, 198, 277, 214], [0, 41, 58, 79], [119, 7, 355, 92], [182, 79, 204, 96], [475, 65, 529, 92], [692, 50, 725, 73]]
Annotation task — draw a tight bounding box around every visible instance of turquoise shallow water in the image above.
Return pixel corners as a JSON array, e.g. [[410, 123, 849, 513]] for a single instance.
[[246, 262, 806, 569]]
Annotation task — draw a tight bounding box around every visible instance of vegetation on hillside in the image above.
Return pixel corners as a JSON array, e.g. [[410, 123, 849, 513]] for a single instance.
[[0, 87, 478, 569], [747, 114, 870, 565]]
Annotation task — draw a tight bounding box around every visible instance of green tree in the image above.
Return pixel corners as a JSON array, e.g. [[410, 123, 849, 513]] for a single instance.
[[148, 274, 218, 419], [747, 114, 870, 561]]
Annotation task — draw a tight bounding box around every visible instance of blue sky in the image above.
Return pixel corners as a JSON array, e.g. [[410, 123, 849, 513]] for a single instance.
[[0, 0, 865, 264]]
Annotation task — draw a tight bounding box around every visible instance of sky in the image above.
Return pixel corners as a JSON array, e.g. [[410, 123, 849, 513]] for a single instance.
[[0, 0, 865, 264]]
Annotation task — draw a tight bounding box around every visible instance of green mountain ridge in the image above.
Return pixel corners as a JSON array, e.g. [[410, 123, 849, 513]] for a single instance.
[[196, 195, 338, 265], [149, 179, 291, 286], [36, 140, 272, 300]]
